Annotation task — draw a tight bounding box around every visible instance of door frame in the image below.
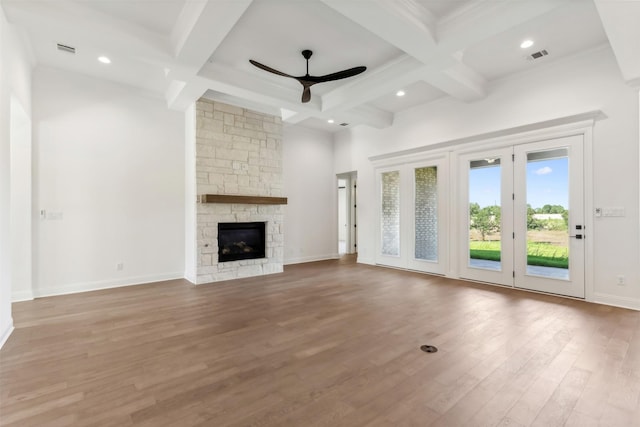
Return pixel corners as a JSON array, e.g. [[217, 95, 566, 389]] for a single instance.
[[337, 172, 358, 255]]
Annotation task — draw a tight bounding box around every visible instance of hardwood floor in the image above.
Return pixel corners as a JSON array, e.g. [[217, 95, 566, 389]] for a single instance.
[[1, 256, 639, 426]]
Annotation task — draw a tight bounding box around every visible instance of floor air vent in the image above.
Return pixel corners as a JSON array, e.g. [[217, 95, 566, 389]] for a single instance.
[[57, 43, 76, 54]]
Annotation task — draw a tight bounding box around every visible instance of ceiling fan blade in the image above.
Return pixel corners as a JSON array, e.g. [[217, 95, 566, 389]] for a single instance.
[[301, 86, 311, 103], [308, 66, 367, 83], [249, 60, 296, 79]]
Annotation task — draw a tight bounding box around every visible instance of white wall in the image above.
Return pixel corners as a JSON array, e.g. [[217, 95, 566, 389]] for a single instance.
[[32, 66, 185, 297], [283, 125, 338, 264], [335, 46, 640, 310], [0, 6, 33, 348]]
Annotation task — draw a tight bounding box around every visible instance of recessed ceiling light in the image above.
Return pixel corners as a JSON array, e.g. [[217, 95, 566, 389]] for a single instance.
[[327, 119, 334, 124], [98, 56, 111, 64], [520, 40, 534, 49], [396, 90, 406, 97]]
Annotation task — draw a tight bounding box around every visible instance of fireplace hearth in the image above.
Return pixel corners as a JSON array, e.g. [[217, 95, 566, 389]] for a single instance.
[[218, 222, 266, 262]]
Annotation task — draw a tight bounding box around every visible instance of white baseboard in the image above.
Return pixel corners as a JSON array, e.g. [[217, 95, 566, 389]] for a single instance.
[[593, 292, 640, 311], [0, 323, 14, 350], [12, 289, 34, 302], [184, 275, 196, 285], [356, 257, 375, 265], [284, 253, 340, 265], [33, 272, 185, 298]]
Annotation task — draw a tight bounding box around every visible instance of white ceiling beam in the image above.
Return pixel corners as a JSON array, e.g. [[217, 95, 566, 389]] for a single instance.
[[593, 0, 640, 86], [322, 55, 424, 112], [170, 0, 253, 71], [198, 63, 323, 114], [320, 0, 485, 102], [202, 90, 281, 117], [338, 105, 394, 129], [166, 0, 253, 110], [165, 78, 212, 112], [320, 0, 438, 63], [421, 60, 486, 102]]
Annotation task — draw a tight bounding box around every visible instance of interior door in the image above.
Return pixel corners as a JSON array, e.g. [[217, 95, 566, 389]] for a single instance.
[[513, 135, 585, 298], [458, 147, 514, 286]]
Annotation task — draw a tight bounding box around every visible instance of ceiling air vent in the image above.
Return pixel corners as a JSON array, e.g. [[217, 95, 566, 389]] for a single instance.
[[527, 49, 548, 61], [339, 123, 349, 127], [57, 43, 76, 54]]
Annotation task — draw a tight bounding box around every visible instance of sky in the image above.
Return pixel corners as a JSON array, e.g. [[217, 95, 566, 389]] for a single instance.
[[469, 157, 569, 209]]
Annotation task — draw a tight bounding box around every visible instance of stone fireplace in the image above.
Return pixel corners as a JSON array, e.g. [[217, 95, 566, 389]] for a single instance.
[[194, 99, 284, 283]]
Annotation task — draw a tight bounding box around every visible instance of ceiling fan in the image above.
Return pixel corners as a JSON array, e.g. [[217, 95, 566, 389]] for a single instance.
[[249, 50, 366, 103]]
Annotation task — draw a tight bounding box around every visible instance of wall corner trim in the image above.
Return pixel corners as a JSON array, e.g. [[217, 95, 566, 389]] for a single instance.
[[0, 324, 15, 350]]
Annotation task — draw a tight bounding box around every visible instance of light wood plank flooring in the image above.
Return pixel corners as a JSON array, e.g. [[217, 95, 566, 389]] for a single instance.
[[1, 256, 639, 426]]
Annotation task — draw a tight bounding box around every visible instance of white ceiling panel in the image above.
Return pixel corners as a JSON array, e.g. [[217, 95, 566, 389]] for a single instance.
[[369, 80, 446, 113], [462, 0, 608, 81]]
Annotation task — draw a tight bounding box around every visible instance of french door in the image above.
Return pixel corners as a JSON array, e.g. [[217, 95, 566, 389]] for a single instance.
[[514, 136, 584, 298], [459, 135, 585, 298], [376, 155, 448, 275], [458, 147, 514, 286]]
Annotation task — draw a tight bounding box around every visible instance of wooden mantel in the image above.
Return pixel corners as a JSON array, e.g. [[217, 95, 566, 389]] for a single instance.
[[199, 194, 288, 205]]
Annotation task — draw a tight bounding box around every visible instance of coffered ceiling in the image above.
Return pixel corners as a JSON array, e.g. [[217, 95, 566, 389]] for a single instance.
[[2, 0, 638, 132]]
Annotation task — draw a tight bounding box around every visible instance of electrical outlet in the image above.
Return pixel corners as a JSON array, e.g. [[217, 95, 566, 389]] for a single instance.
[[617, 275, 625, 286], [116, 262, 124, 271]]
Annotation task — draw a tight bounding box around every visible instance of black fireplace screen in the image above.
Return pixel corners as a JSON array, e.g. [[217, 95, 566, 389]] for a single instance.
[[218, 222, 266, 262]]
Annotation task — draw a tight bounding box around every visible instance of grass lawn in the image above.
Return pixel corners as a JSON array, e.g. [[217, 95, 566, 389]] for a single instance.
[[469, 240, 568, 269]]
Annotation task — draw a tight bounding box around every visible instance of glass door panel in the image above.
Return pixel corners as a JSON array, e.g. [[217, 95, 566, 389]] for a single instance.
[[381, 170, 401, 257], [407, 157, 448, 275], [414, 166, 438, 262], [458, 148, 514, 286], [468, 159, 502, 271], [525, 149, 570, 279]]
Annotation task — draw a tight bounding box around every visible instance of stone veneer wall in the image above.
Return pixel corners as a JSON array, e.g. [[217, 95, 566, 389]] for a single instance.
[[195, 98, 283, 284]]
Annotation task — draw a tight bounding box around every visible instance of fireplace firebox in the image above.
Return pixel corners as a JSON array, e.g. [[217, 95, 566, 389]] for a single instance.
[[218, 222, 266, 262]]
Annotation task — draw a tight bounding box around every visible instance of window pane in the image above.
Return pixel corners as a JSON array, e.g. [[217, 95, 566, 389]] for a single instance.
[[469, 158, 501, 271], [381, 171, 400, 256], [526, 149, 570, 280], [415, 166, 438, 261]]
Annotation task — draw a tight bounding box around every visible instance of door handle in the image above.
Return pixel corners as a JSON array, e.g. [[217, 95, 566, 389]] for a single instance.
[[570, 225, 584, 238]]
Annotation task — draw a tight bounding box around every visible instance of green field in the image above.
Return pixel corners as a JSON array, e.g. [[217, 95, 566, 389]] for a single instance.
[[469, 241, 568, 269]]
